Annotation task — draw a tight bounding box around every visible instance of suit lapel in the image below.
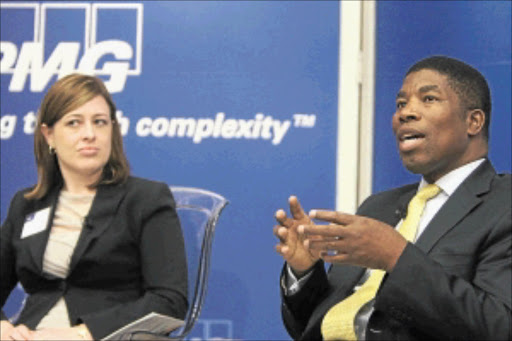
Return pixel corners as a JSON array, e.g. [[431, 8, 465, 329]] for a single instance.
[[415, 160, 494, 253], [27, 187, 61, 274], [68, 182, 127, 271]]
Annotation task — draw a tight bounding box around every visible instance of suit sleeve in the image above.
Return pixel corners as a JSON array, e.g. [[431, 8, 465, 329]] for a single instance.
[[78, 183, 188, 339], [375, 209, 511, 340], [280, 260, 329, 339], [1, 192, 23, 321]]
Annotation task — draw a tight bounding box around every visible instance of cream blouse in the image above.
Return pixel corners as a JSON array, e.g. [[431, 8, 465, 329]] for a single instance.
[[36, 190, 94, 330]]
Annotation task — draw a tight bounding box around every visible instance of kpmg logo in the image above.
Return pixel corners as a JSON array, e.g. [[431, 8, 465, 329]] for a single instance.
[[0, 2, 143, 93]]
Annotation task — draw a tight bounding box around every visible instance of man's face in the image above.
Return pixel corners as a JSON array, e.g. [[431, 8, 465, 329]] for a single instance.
[[392, 69, 474, 182]]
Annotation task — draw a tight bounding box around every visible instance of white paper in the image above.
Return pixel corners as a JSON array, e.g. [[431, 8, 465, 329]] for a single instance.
[[102, 312, 184, 341], [21, 207, 51, 239]]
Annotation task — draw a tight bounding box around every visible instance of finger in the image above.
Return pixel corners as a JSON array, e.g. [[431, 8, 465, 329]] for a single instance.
[[320, 252, 351, 263], [299, 224, 344, 238], [289, 196, 307, 220], [9, 329, 28, 340], [306, 238, 343, 252], [309, 210, 355, 224], [275, 209, 288, 224], [18, 328, 32, 340], [275, 244, 290, 257], [275, 244, 284, 255], [8, 329, 22, 340], [273, 225, 288, 243], [276, 208, 301, 230], [13, 325, 32, 340]]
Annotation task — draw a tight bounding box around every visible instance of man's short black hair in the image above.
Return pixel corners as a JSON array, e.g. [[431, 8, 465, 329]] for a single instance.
[[406, 55, 491, 140]]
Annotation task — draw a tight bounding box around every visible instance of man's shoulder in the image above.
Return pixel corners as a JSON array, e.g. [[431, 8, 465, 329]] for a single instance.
[[485, 172, 511, 207], [356, 183, 418, 222], [367, 183, 418, 202], [493, 172, 511, 187]]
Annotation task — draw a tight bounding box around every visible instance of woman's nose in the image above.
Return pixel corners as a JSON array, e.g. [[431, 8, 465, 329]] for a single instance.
[[81, 122, 96, 139]]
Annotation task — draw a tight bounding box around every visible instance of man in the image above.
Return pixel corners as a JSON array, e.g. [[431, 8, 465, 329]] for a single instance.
[[274, 56, 511, 340]]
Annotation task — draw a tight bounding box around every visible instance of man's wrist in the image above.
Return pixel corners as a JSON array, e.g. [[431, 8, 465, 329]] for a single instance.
[[385, 238, 408, 272], [290, 266, 312, 279], [289, 260, 319, 279]]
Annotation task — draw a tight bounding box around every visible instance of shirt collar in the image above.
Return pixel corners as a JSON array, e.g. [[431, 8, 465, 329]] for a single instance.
[[418, 158, 486, 196]]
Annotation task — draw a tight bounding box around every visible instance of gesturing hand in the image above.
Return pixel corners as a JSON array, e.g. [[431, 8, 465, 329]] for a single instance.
[[274, 196, 321, 275], [299, 210, 408, 271]]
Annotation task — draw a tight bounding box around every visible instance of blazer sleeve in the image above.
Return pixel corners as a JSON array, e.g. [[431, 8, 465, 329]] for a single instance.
[[1, 191, 24, 321], [78, 182, 188, 339], [376, 208, 511, 340], [280, 260, 329, 339]]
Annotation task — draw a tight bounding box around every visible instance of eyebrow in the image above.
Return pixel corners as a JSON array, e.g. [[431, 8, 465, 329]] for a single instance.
[[63, 112, 110, 119], [396, 84, 441, 99]]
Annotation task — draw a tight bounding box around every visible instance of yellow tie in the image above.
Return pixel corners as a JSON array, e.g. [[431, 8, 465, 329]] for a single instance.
[[321, 184, 441, 340]]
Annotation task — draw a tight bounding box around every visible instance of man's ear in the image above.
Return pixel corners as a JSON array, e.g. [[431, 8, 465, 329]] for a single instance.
[[466, 109, 485, 137], [41, 124, 54, 147]]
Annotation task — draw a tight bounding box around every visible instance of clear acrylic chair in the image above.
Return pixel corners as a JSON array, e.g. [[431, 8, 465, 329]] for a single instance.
[[129, 186, 228, 340]]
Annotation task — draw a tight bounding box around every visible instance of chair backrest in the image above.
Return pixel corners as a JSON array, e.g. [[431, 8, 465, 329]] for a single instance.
[[166, 186, 228, 340]]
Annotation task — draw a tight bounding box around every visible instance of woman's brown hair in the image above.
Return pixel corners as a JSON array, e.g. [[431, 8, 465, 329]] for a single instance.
[[25, 74, 130, 200]]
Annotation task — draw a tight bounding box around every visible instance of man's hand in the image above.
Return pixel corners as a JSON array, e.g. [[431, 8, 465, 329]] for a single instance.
[[274, 196, 321, 276], [299, 210, 408, 271]]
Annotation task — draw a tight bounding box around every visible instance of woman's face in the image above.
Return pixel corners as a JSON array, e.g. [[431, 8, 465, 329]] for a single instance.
[[42, 95, 113, 185]]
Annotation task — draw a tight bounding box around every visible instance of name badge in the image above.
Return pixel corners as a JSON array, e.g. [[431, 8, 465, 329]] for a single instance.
[[21, 207, 51, 239]]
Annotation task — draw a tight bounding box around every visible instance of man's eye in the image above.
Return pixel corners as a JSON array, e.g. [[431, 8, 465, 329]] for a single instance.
[[424, 95, 437, 102], [396, 101, 406, 109]]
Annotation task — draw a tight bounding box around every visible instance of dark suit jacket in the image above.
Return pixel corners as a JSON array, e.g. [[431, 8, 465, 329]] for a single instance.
[[281, 160, 511, 340], [1, 176, 188, 339]]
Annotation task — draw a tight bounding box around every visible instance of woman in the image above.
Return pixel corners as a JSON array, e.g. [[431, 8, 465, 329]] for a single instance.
[[0, 74, 188, 340]]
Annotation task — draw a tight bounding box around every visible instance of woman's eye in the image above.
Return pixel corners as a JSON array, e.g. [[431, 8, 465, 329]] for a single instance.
[[66, 120, 80, 127], [95, 119, 108, 126]]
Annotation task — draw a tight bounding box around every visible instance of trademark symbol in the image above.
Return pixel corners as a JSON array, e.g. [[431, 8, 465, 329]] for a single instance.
[[293, 114, 316, 128]]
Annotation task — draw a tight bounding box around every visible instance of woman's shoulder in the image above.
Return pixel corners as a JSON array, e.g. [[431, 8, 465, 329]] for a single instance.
[[125, 176, 169, 188], [3, 186, 52, 221], [7, 186, 41, 207], [122, 176, 171, 197]]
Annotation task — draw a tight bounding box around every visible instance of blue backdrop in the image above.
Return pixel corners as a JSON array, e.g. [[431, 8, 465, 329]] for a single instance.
[[1, 2, 338, 339], [1, 1, 511, 340]]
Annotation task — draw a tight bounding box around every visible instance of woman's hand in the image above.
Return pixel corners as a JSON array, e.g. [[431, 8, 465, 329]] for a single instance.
[[0, 322, 33, 341], [30, 325, 92, 341]]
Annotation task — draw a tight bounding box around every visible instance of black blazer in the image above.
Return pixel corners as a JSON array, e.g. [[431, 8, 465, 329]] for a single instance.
[[281, 160, 511, 340], [1, 176, 188, 339]]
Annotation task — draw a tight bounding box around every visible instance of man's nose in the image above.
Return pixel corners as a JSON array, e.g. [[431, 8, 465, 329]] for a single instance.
[[398, 101, 420, 123]]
